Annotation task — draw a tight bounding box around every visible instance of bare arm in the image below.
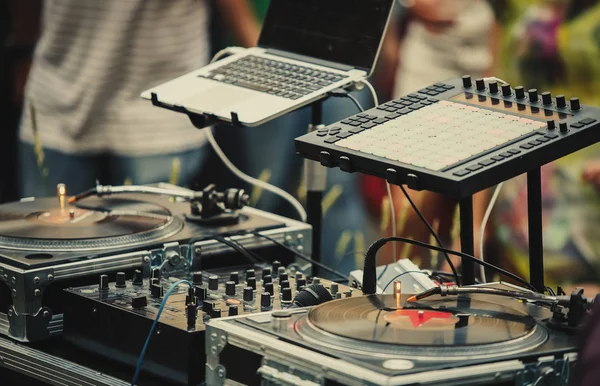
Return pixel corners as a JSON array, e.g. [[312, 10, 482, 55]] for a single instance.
[[215, 0, 261, 48]]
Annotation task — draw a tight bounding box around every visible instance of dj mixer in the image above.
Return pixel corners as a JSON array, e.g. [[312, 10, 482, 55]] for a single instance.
[[295, 76, 600, 198]]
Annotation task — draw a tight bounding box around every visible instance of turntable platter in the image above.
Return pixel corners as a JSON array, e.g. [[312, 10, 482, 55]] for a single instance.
[[296, 295, 549, 360], [0, 197, 183, 251]]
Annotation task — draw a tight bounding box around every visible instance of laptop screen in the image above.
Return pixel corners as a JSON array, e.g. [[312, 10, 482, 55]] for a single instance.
[[258, 0, 394, 72]]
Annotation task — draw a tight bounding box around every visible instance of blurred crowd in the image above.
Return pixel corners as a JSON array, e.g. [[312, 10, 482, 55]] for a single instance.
[[3, 0, 600, 292]]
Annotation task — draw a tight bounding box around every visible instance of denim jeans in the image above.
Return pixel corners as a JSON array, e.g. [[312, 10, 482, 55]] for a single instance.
[[18, 141, 207, 199]]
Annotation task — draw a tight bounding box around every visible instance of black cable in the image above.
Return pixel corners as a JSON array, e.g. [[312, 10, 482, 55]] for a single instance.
[[382, 270, 432, 293], [363, 237, 536, 293], [398, 185, 459, 285], [213, 236, 262, 265], [224, 236, 269, 264], [252, 232, 348, 280]]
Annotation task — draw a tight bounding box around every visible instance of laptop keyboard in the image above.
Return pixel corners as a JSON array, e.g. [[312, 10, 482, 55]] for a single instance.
[[202, 55, 348, 100]]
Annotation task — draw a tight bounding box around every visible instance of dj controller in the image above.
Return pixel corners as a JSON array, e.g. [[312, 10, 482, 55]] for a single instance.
[[0, 76, 597, 386]]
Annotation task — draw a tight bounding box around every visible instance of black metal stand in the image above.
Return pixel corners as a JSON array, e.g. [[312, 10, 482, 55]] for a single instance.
[[527, 168, 545, 292], [459, 196, 476, 285], [304, 100, 327, 276]]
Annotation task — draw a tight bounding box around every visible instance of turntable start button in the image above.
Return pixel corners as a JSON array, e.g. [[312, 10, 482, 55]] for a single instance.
[[382, 359, 414, 370]]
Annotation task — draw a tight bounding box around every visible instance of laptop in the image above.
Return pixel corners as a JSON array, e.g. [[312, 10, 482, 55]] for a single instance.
[[141, 0, 395, 127]]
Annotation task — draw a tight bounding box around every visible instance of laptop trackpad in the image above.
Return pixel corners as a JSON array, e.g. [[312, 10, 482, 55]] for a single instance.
[[182, 86, 254, 111]]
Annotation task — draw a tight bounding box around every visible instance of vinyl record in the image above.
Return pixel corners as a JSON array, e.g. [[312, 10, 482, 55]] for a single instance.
[[0, 197, 183, 251], [296, 295, 548, 360]]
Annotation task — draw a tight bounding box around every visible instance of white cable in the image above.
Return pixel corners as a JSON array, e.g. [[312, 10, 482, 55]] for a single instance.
[[478, 182, 504, 283], [205, 127, 307, 222], [205, 47, 307, 222], [385, 181, 397, 262], [363, 80, 380, 106]]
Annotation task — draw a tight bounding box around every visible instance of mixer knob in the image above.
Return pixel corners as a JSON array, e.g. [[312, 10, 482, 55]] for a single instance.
[[559, 121, 569, 133], [282, 287, 292, 302], [280, 280, 290, 289], [296, 278, 307, 290], [461, 75, 472, 88], [330, 283, 339, 295], [132, 295, 147, 309], [132, 269, 143, 286], [570, 97, 581, 111], [272, 261, 281, 275], [311, 277, 321, 285], [151, 283, 163, 298], [243, 287, 254, 302], [501, 83, 512, 96], [225, 281, 236, 296], [229, 272, 239, 285], [295, 272, 303, 280], [228, 305, 239, 316], [151, 268, 160, 280], [547, 120, 556, 131], [116, 272, 126, 288], [208, 275, 219, 291], [336, 292, 343, 299], [475, 78, 485, 91], [99, 274, 109, 291], [277, 266, 286, 278], [263, 275, 273, 284], [246, 269, 256, 280], [151, 278, 159, 286], [247, 277, 257, 290], [265, 283, 274, 297], [514, 86, 525, 99], [556, 95, 566, 108], [192, 271, 203, 285], [541, 91, 552, 105], [211, 308, 222, 318], [261, 292, 272, 309], [528, 89, 539, 102], [262, 268, 272, 280], [279, 273, 289, 282], [488, 81, 498, 94]]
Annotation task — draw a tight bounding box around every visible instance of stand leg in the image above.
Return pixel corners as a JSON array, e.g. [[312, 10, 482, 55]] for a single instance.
[[304, 101, 326, 276], [459, 197, 475, 285], [527, 168, 544, 292]]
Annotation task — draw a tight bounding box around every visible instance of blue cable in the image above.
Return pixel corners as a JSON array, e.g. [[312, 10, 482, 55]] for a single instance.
[[131, 279, 192, 386]]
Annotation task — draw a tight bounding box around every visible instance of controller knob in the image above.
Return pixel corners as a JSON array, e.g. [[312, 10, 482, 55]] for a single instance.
[[229, 272, 239, 285], [559, 121, 569, 133], [501, 83, 512, 96], [208, 275, 219, 291], [243, 287, 254, 302], [556, 95, 567, 108], [515, 86, 525, 99], [542, 91, 552, 105], [192, 271, 203, 285], [272, 261, 282, 275], [570, 97, 581, 111], [132, 295, 147, 309], [225, 281, 236, 296], [247, 277, 257, 290], [99, 274, 109, 291], [228, 305, 239, 316], [132, 269, 143, 286], [462, 75, 472, 88], [528, 89, 539, 102], [488, 81, 499, 94], [265, 282, 274, 296], [547, 120, 556, 131], [475, 78, 485, 91], [282, 287, 293, 302], [261, 292, 271, 308], [245, 269, 256, 280], [116, 272, 126, 288]]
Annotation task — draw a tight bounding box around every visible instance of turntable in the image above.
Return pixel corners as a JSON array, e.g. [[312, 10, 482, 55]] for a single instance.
[[0, 183, 311, 342], [206, 283, 580, 385]]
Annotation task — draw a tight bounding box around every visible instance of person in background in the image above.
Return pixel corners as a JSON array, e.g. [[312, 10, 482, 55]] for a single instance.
[[15, 0, 260, 198], [367, 0, 497, 266]]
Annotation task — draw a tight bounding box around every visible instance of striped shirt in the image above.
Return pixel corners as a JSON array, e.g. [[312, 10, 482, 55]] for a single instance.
[[20, 0, 209, 156]]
